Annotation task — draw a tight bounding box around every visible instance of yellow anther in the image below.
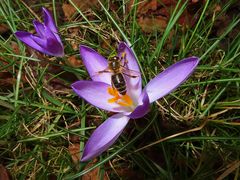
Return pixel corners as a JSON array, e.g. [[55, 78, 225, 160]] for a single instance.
[[116, 101, 129, 107], [108, 97, 119, 103], [107, 87, 119, 97], [107, 87, 133, 107], [121, 94, 133, 106]]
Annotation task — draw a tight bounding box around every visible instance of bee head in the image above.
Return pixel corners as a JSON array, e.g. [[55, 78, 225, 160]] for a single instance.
[[109, 56, 120, 62]]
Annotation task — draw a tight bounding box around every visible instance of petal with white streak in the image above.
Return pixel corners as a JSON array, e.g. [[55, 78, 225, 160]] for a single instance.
[[80, 45, 111, 84], [72, 80, 128, 112], [144, 57, 199, 103], [81, 114, 130, 162]]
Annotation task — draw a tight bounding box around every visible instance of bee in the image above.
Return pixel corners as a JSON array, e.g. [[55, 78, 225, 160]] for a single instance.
[[97, 55, 139, 95]]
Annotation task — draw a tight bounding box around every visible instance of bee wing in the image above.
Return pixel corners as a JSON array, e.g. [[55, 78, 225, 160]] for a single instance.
[[90, 67, 112, 78], [122, 67, 140, 78]]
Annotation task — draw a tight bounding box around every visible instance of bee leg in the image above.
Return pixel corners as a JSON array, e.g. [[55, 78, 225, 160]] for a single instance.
[[123, 59, 128, 67], [91, 69, 111, 78], [98, 69, 111, 74], [122, 72, 138, 78]]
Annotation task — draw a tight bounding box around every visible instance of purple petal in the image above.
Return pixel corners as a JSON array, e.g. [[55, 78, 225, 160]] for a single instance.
[[42, 7, 57, 33], [18, 31, 64, 57], [31, 35, 47, 47], [15, 31, 46, 53], [44, 27, 64, 57], [32, 25, 64, 57], [46, 38, 64, 57], [81, 114, 130, 162], [118, 42, 142, 102], [127, 91, 150, 119], [144, 57, 199, 103], [33, 20, 45, 37], [118, 42, 140, 74], [80, 45, 111, 84], [42, 7, 63, 46], [71, 80, 129, 112]]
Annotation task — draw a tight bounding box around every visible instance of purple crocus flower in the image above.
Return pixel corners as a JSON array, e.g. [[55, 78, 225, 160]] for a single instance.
[[15, 7, 64, 57], [72, 42, 199, 162]]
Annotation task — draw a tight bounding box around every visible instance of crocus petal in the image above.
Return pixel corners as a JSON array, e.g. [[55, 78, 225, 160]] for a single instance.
[[80, 45, 111, 84], [42, 7, 57, 33], [46, 38, 64, 57], [31, 35, 47, 47], [127, 91, 150, 119], [81, 114, 130, 162], [144, 57, 199, 103], [42, 7, 62, 45], [15, 31, 46, 53], [44, 27, 64, 57], [118, 42, 142, 102], [33, 20, 45, 37], [71, 80, 128, 112], [31, 25, 64, 57]]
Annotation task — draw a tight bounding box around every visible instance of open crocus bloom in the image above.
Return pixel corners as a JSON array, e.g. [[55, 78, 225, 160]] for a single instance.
[[15, 7, 64, 57], [72, 42, 199, 161]]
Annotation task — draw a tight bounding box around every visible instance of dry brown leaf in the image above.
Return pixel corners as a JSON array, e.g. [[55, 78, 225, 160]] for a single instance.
[[0, 24, 9, 34], [0, 42, 27, 89], [62, 0, 99, 20], [128, 0, 203, 32], [115, 167, 144, 180], [66, 55, 82, 67], [71, 0, 99, 11], [214, 4, 221, 12], [0, 164, 10, 180], [11, 41, 20, 55], [82, 159, 109, 180], [62, 3, 77, 20], [138, 16, 168, 33], [137, 0, 158, 13], [68, 144, 80, 164], [67, 27, 81, 50], [0, 72, 16, 88]]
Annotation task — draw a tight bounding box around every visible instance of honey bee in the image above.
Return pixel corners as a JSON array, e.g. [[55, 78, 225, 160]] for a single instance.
[[97, 55, 139, 95]]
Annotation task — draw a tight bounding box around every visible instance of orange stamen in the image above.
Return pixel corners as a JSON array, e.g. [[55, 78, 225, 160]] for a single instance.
[[107, 87, 119, 97], [107, 87, 133, 107], [120, 94, 133, 106], [108, 97, 119, 103]]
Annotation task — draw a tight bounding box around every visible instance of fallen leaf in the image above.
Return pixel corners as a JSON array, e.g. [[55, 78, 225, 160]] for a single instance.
[[0, 24, 9, 34], [137, 0, 158, 13], [68, 27, 81, 50], [0, 164, 10, 180], [70, 0, 99, 11], [115, 167, 144, 180], [0, 42, 28, 89], [138, 16, 167, 33], [11, 41, 20, 55], [62, 0, 99, 20], [214, 4, 221, 12], [82, 159, 109, 180], [68, 144, 80, 164], [62, 3, 76, 20], [0, 72, 16, 89], [128, 0, 204, 32], [66, 55, 82, 67]]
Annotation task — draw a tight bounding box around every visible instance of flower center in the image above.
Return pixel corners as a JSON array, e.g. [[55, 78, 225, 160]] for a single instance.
[[107, 87, 133, 107]]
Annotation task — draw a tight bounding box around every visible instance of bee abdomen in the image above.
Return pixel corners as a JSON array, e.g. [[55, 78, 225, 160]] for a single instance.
[[111, 73, 127, 95]]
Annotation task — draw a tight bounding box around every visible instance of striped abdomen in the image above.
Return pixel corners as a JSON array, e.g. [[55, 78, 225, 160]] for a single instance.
[[111, 73, 126, 95]]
